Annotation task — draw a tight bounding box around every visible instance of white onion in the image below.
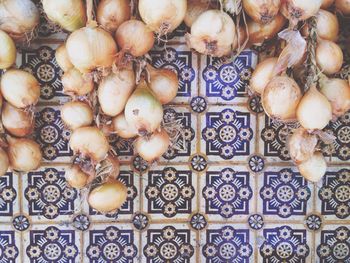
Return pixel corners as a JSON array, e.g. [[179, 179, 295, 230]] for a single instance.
[[335, 0, 350, 15], [281, 0, 322, 21], [297, 152, 327, 182], [55, 44, 74, 72], [316, 9, 339, 41], [0, 69, 40, 108], [1, 103, 34, 137], [0, 148, 9, 177], [322, 0, 335, 8], [62, 68, 94, 96], [288, 128, 318, 164], [184, 0, 208, 27], [111, 113, 138, 139], [250, 57, 278, 95], [316, 39, 343, 75], [61, 101, 93, 130], [65, 164, 88, 189], [243, 0, 281, 24], [0, 30, 16, 69]]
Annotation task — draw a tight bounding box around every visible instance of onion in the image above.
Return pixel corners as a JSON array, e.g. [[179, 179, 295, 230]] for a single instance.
[[0, 69, 40, 108], [187, 10, 236, 57], [7, 136, 42, 172], [319, 76, 350, 118], [0, 30, 16, 69], [42, 0, 86, 32], [281, 0, 322, 22], [135, 128, 170, 162], [111, 113, 138, 139], [184, 0, 208, 27], [66, 26, 118, 73], [55, 44, 74, 72], [124, 81, 163, 135], [0, 148, 9, 177], [335, 0, 350, 15], [148, 66, 178, 104], [262, 76, 302, 121], [296, 86, 332, 130], [62, 68, 94, 96], [243, 0, 281, 24], [297, 152, 327, 182], [250, 57, 278, 95], [322, 0, 335, 8], [69, 126, 110, 162], [88, 179, 127, 213], [0, 92, 2, 109], [65, 164, 88, 189], [115, 20, 154, 57], [139, 0, 187, 35], [316, 39, 343, 75], [98, 68, 135, 116], [247, 13, 286, 45], [288, 128, 318, 164], [61, 101, 93, 130], [0, 0, 39, 41], [97, 0, 131, 34], [1, 103, 34, 137]]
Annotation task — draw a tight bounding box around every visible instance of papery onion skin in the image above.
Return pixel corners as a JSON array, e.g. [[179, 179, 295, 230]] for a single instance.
[[243, 0, 281, 24], [250, 57, 278, 95], [0, 92, 2, 109], [0, 30, 16, 69], [115, 20, 154, 57], [112, 113, 138, 139], [103, 154, 120, 179], [232, 26, 248, 50], [281, 0, 322, 21], [335, 0, 350, 15], [65, 164, 88, 189], [98, 68, 135, 116], [88, 179, 127, 213], [62, 68, 94, 96], [316, 40, 343, 75], [262, 76, 302, 121], [55, 44, 74, 72], [2, 103, 34, 137], [61, 101, 93, 130], [297, 152, 327, 182], [97, 0, 131, 34], [135, 128, 170, 162], [288, 128, 318, 164], [0, 148, 9, 177], [184, 0, 208, 27], [0, 69, 40, 108], [322, 0, 335, 8]]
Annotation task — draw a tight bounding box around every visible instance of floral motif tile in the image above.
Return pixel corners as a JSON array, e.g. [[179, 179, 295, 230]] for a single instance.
[[0, 172, 19, 222], [0, 226, 20, 263]]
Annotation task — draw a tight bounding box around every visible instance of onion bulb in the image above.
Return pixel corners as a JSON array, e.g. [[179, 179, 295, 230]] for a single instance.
[[148, 66, 178, 104], [281, 0, 322, 21], [97, 0, 131, 34], [0, 69, 40, 108], [42, 0, 86, 32], [62, 68, 94, 96], [0, 148, 9, 177], [316, 10, 339, 41], [88, 179, 127, 213], [98, 68, 135, 116], [322, 0, 335, 8], [70, 126, 110, 162], [135, 128, 170, 162], [288, 128, 318, 164], [0, 0, 39, 41], [296, 86, 332, 130], [250, 57, 278, 95], [184, 0, 208, 27], [297, 152, 327, 182], [55, 44, 74, 72], [316, 40, 343, 75], [61, 101, 93, 130], [115, 20, 154, 57], [0, 30, 16, 69], [139, 0, 187, 35], [1, 103, 34, 137], [111, 113, 138, 139], [65, 164, 88, 189], [262, 76, 302, 121], [187, 10, 236, 57], [7, 136, 42, 172], [125, 81, 163, 135], [66, 26, 118, 73], [319, 76, 350, 118], [335, 0, 350, 15], [243, 0, 281, 24]]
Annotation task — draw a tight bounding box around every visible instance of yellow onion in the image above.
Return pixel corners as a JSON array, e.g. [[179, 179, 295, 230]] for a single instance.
[[115, 20, 154, 57], [148, 66, 178, 104], [0, 0, 39, 41], [288, 128, 318, 164], [1, 103, 34, 137], [262, 76, 302, 121], [125, 81, 164, 135], [135, 128, 170, 162], [111, 113, 138, 139], [98, 68, 135, 116], [297, 86, 332, 130], [65, 164, 89, 189], [319, 76, 350, 118], [70, 126, 110, 162], [297, 152, 327, 182], [243, 0, 281, 24], [187, 10, 236, 57], [66, 26, 118, 73], [0, 148, 9, 177], [184, 0, 208, 27], [281, 0, 322, 21], [250, 57, 278, 95], [97, 0, 131, 34], [0, 69, 40, 108], [139, 0, 187, 35], [62, 68, 94, 96], [61, 101, 93, 130], [0, 30, 16, 69], [316, 39, 343, 75], [335, 0, 350, 15], [55, 44, 74, 72], [88, 179, 127, 213], [42, 0, 86, 32], [7, 136, 42, 172], [316, 10, 339, 41], [322, 0, 335, 8]]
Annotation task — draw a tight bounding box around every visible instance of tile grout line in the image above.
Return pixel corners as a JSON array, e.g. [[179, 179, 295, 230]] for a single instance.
[[17, 171, 24, 261], [139, 169, 143, 262]]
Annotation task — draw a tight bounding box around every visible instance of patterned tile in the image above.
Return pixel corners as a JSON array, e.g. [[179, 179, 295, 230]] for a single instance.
[[0, 172, 19, 222], [0, 226, 20, 263]]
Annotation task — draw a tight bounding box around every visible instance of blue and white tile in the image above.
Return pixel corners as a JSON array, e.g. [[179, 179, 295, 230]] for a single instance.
[[0, 225, 21, 262], [0, 171, 19, 223]]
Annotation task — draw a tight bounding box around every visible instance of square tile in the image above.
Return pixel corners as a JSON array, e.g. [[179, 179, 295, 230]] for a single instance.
[[0, 172, 20, 222], [0, 225, 21, 262]]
